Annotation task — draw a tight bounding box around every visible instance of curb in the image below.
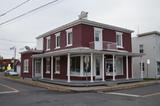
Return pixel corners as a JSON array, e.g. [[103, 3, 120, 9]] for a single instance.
[[3, 76, 72, 92], [2, 76, 160, 93], [98, 80, 160, 92]]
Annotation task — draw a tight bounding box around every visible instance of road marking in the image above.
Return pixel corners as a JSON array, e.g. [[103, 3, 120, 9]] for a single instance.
[[142, 92, 160, 97], [0, 83, 19, 94], [106, 92, 141, 97]]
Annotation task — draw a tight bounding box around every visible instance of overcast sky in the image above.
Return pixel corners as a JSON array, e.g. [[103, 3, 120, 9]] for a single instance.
[[0, 0, 160, 59]]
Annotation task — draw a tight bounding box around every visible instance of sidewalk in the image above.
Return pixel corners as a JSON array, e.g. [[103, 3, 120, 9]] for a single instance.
[[2, 76, 160, 92]]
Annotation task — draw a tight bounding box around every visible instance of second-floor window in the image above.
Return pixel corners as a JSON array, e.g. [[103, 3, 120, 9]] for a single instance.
[[46, 36, 51, 50], [66, 28, 73, 46], [139, 44, 144, 53], [116, 32, 123, 48], [55, 33, 60, 49]]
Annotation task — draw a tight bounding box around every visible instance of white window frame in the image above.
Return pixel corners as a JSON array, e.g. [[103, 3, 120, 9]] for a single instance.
[[116, 32, 123, 48], [94, 27, 102, 42], [55, 32, 60, 49], [55, 57, 60, 74], [46, 57, 50, 74], [23, 59, 29, 73], [66, 28, 73, 47], [115, 56, 123, 75], [46, 36, 51, 51]]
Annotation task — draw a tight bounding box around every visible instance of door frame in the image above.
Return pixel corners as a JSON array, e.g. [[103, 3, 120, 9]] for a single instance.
[[94, 55, 102, 79]]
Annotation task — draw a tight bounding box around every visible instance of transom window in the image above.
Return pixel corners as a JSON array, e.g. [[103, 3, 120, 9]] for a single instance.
[[55, 57, 60, 74], [55, 33, 60, 49], [66, 28, 73, 46], [116, 32, 123, 48], [23, 59, 29, 73], [46, 36, 51, 50], [139, 44, 144, 53]]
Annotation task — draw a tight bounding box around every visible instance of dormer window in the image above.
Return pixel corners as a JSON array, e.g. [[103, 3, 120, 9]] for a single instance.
[[116, 32, 123, 48], [66, 28, 73, 47], [55, 32, 60, 49], [46, 36, 51, 51]]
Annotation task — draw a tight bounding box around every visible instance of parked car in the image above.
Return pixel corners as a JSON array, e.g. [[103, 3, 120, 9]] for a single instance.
[[4, 69, 18, 76]]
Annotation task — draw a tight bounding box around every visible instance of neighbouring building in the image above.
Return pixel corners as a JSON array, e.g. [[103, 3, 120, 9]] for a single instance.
[[21, 13, 142, 82], [0, 59, 21, 73], [132, 31, 160, 79]]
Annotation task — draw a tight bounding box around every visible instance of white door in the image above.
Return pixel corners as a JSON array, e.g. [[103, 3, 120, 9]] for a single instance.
[[95, 55, 102, 79], [94, 28, 103, 50]]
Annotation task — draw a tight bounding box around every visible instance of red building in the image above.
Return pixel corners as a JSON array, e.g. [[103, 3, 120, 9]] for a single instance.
[[21, 16, 142, 82]]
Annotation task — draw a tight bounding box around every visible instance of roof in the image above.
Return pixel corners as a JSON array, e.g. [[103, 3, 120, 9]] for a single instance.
[[36, 19, 134, 39], [32, 47, 143, 58], [138, 31, 160, 37]]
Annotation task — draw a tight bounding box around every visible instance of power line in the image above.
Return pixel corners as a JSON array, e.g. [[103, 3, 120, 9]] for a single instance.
[[0, 0, 59, 26], [0, 0, 31, 17], [0, 38, 35, 43]]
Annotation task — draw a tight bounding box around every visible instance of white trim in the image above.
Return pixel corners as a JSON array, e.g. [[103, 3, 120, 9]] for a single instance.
[[116, 32, 123, 48], [46, 36, 51, 51], [80, 55, 84, 76], [23, 59, 29, 73], [55, 32, 60, 49], [41, 57, 43, 79], [113, 55, 115, 81], [94, 27, 103, 50], [102, 54, 105, 81], [126, 55, 129, 79], [67, 53, 71, 82], [55, 57, 60, 74], [66, 28, 73, 47], [90, 53, 94, 82], [51, 56, 53, 80]]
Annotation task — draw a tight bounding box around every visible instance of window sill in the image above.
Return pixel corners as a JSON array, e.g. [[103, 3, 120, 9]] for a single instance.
[[55, 47, 60, 49], [23, 71, 29, 73], [66, 44, 72, 47], [46, 71, 50, 74], [116, 46, 124, 49], [55, 72, 60, 74], [46, 49, 50, 51]]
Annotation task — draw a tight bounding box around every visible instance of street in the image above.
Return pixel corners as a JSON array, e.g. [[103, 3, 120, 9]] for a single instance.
[[0, 77, 160, 106]]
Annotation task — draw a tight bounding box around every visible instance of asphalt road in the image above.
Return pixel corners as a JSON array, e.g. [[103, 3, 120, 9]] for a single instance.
[[0, 77, 160, 106]]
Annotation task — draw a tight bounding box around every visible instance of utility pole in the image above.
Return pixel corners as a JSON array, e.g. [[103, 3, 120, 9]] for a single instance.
[[10, 46, 16, 71]]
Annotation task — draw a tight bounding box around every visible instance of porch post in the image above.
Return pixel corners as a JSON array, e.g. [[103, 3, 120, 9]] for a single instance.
[[140, 56, 143, 79], [112, 54, 115, 81], [90, 53, 93, 82], [102, 54, 105, 81], [51, 56, 53, 80], [67, 53, 71, 82], [32, 58, 34, 78], [41, 57, 44, 79], [80, 55, 84, 76], [126, 55, 129, 79]]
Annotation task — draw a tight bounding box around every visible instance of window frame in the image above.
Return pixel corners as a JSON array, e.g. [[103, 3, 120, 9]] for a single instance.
[[70, 56, 80, 75], [139, 44, 144, 53], [55, 57, 60, 74], [46, 36, 51, 51], [23, 59, 29, 73], [46, 57, 51, 74], [66, 28, 73, 47], [116, 32, 123, 48], [55, 32, 60, 49]]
